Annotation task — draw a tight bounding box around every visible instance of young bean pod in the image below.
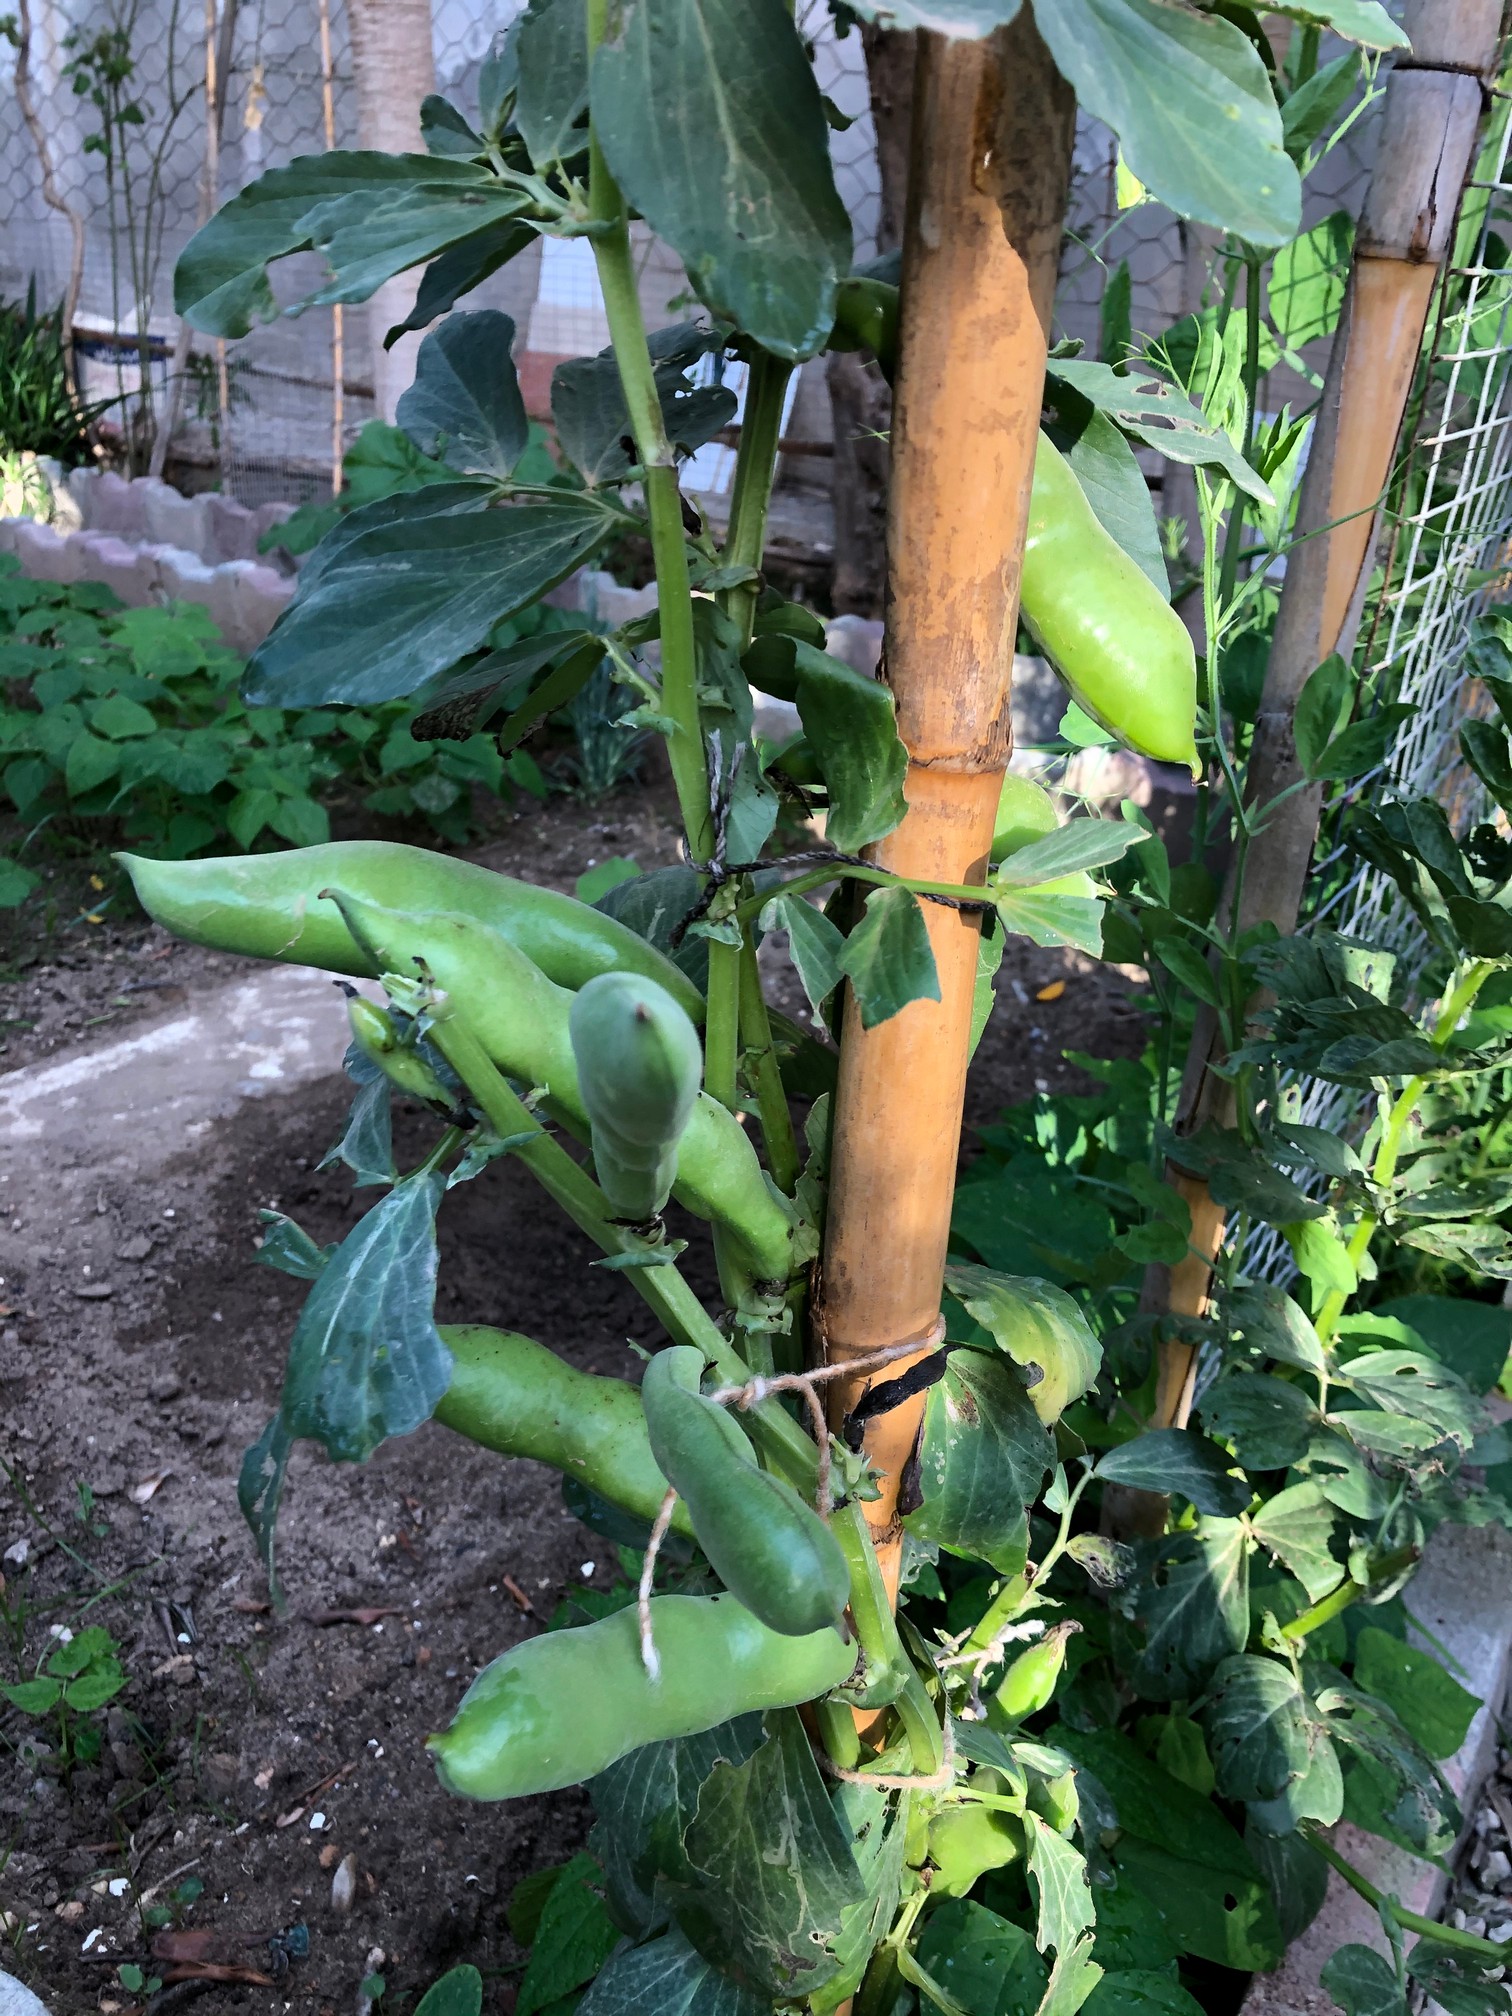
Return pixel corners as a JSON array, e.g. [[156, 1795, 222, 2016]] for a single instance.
[[346, 995, 456, 1110], [925, 1795, 1024, 1899], [989, 773, 1097, 902], [1020, 437, 1200, 777], [433, 1324, 693, 1539], [641, 1346, 850, 1637], [989, 1620, 1080, 1728], [323, 890, 796, 1282], [118, 842, 705, 1022], [428, 1592, 857, 1800], [569, 975, 703, 1223]]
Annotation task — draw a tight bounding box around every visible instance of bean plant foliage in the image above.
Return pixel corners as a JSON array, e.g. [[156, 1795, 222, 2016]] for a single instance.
[[115, 4, 1510, 2015]]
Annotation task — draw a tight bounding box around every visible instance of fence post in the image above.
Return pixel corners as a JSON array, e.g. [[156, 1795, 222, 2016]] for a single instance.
[[817, 14, 1074, 1607], [1132, 0, 1506, 1483]]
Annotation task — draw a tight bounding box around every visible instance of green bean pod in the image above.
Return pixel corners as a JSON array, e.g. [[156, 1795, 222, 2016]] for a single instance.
[[569, 974, 703, 1223], [989, 1620, 1080, 1728], [433, 1324, 693, 1539], [322, 889, 796, 1282], [926, 1798, 1024, 1899], [428, 1592, 857, 1800], [346, 994, 456, 1108], [641, 1346, 849, 1637], [117, 842, 705, 1022], [1020, 437, 1200, 777]]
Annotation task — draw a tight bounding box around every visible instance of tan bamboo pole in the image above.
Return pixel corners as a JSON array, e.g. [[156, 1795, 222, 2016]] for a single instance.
[[818, 14, 1075, 1607], [1128, 0, 1503, 1486], [318, 0, 344, 495]]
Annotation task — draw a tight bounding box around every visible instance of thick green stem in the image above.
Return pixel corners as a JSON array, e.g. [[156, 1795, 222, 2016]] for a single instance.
[[719, 349, 792, 648], [739, 937, 801, 1193], [586, 0, 710, 859], [1281, 1544, 1419, 1642], [427, 1011, 818, 1491], [1304, 1829, 1510, 1964], [705, 939, 741, 1109]]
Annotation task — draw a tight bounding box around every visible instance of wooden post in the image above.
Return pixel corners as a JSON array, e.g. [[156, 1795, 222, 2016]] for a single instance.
[[1138, 0, 1503, 1456], [318, 0, 344, 496], [818, 15, 1075, 1603]]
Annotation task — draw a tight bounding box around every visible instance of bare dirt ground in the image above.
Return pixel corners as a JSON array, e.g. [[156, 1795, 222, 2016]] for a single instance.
[[0, 781, 1149, 2016]]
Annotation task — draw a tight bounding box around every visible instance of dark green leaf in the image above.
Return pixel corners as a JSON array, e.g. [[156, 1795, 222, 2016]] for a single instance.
[[1281, 53, 1360, 161], [385, 219, 536, 346], [1225, 1284, 1326, 1375], [1152, 934, 1221, 1009], [773, 893, 846, 1017], [242, 486, 614, 707], [255, 1212, 336, 1282], [591, 0, 852, 360], [2, 1678, 63, 1714], [1336, 1350, 1482, 1450], [1407, 1947, 1512, 2016], [790, 640, 907, 854], [1374, 1294, 1512, 1397], [1319, 1680, 1461, 1857], [1351, 1627, 1480, 1763], [1045, 358, 1272, 504], [1047, 402, 1168, 593], [319, 1074, 396, 1189], [906, 1348, 1054, 1573], [576, 1925, 768, 2016], [297, 181, 534, 308], [516, 0, 588, 167], [415, 1966, 483, 2016], [1024, 1816, 1095, 1954], [1245, 1824, 1329, 1943], [943, 1264, 1102, 1426], [683, 1713, 867, 1999], [992, 820, 1136, 885], [1056, 1726, 1282, 1970], [1248, 1480, 1342, 1602], [1202, 1654, 1316, 1803], [1201, 1371, 1317, 1470], [1165, 1122, 1324, 1225], [420, 97, 484, 160], [517, 1858, 617, 2016], [396, 311, 529, 478], [1309, 706, 1414, 784], [912, 1899, 1046, 2016], [1117, 1519, 1250, 1700], [596, 865, 710, 995], [950, 1155, 1118, 1291], [1084, 1975, 1205, 2016], [1031, 0, 1300, 247], [1095, 1429, 1250, 1516], [837, 0, 1022, 27], [176, 152, 521, 337], [1265, 0, 1406, 46], [817, 1782, 908, 2016], [552, 324, 735, 487], [1321, 1946, 1407, 2016], [281, 1173, 452, 1463], [836, 886, 941, 1030], [1268, 211, 1353, 352]]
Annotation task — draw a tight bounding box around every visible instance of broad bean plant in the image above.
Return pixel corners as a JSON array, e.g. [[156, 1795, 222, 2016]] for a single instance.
[[117, 2, 1508, 2013]]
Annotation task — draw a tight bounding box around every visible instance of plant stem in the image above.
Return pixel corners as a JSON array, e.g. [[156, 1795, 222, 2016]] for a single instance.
[[1304, 1828, 1510, 1964], [739, 936, 801, 1193], [585, 0, 710, 860], [704, 940, 741, 1109], [719, 348, 792, 648], [427, 1012, 818, 1492], [1281, 1544, 1420, 1642], [1314, 960, 1495, 1345]]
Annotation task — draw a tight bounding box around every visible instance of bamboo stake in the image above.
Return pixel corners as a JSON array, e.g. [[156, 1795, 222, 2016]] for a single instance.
[[817, 16, 1074, 1608], [318, 0, 343, 495], [1132, 0, 1502, 1476]]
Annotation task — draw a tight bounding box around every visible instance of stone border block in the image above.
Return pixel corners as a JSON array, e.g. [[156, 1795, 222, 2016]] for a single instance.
[[10, 518, 85, 585]]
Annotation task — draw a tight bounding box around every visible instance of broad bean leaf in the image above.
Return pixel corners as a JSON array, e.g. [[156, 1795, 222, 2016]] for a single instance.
[[552, 324, 736, 487], [1263, 0, 1407, 47], [992, 884, 1107, 959], [1094, 1428, 1250, 1516], [943, 1264, 1102, 1425], [396, 310, 529, 479], [1025, 1815, 1096, 1953], [576, 1925, 769, 2016], [1037, 1933, 1103, 2016], [1282, 53, 1361, 162], [905, 1348, 1054, 1573], [1248, 1480, 1343, 1602], [515, 0, 589, 167], [1268, 212, 1354, 354], [836, 886, 941, 1030], [683, 1712, 867, 2000], [790, 640, 908, 854], [319, 1072, 396, 1189], [693, 600, 780, 863], [1407, 1948, 1512, 2016], [837, 0, 1022, 29], [1351, 1627, 1480, 1762], [1055, 1727, 1283, 1970], [1164, 1122, 1324, 1226], [256, 1210, 336, 1281], [1335, 1350, 1482, 1450], [280, 1172, 451, 1464], [1224, 1283, 1326, 1375], [809, 1783, 908, 2016], [1245, 1825, 1330, 1945], [516, 1856, 621, 2016], [592, 0, 851, 359], [771, 893, 846, 1017], [242, 485, 615, 707], [237, 1412, 295, 1603], [597, 865, 711, 993], [1375, 1293, 1512, 1396], [950, 1155, 1119, 1291], [590, 1715, 766, 1934], [992, 821, 1136, 885], [420, 97, 484, 160], [1115, 1518, 1250, 1700], [912, 1899, 1047, 2016], [1319, 1680, 1461, 1857], [1201, 1655, 1316, 1804], [1084, 1975, 1205, 2016], [386, 218, 536, 345], [1321, 1946, 1408, 2016], [296, 181, 535, 309], [1043, 394, 1168, 592], [1201, 1371, 1318, 1470], [1045, 359, 1272, 504], [1031, 1, 1299, 247]]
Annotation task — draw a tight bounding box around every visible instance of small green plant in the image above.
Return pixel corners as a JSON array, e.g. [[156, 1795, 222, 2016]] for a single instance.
[[561, 660, 649, 800], [2, 1622, 126, 1770], [0, 281, 109, 465], [0, 563, 552, 908], [140, 1874, 203, 1934], [117, 1963, 164, 1999]]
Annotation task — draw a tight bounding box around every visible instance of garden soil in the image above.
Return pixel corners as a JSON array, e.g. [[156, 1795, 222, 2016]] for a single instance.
[[0, 782, 1148, 2016]]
